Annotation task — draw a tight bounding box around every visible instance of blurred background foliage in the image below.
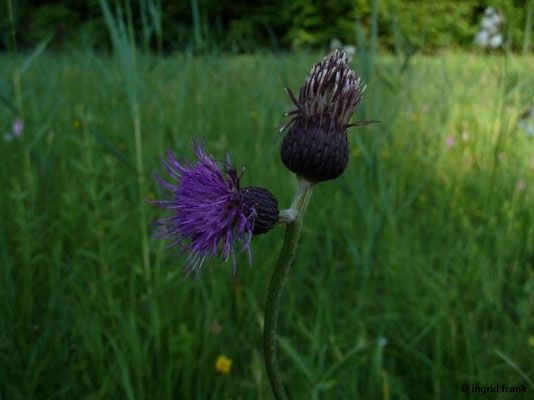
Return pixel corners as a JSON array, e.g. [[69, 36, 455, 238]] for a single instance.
[[2, 0, 534, 399], [0, 0, 532, 53]]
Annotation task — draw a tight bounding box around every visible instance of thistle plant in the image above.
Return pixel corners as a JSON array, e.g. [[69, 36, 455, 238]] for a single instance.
[[152, 50, 372, 398], [265, 49, 371, 399]]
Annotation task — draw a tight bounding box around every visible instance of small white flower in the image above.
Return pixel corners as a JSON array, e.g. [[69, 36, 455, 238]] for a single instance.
[[330, 38, 342, 51], [518, 120, 534, 136], [343, 45, 356, 57], [482, 14, 502, 31], [489, 33, 503, 48], [518, 106, 534, 137], [481, 17, 495, 31], [474, 30, 489, 46], [493, 13, 503, 26], [475, 8, 504, 48], [485, 7, 496, 16]]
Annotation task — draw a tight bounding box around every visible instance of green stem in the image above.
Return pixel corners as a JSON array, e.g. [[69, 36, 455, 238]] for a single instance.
[[7, 0, 17, 54], [132, 101, 151, 282], [264, 177, 314, 400]]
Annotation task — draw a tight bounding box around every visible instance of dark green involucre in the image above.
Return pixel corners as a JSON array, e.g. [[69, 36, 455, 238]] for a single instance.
[[242, 186, 279, 235]]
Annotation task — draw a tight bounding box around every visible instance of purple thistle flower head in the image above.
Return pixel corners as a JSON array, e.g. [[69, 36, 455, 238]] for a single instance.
[[152, 141, 278, 278], [280, 50, 375, 182]]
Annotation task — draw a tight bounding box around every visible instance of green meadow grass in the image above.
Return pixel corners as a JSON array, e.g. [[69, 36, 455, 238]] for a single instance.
[[1, 51, 534, 399]]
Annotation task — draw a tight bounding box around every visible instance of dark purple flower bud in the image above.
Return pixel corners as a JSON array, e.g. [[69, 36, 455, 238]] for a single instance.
[[241, 187, 279, 234], [280, 50, 372, 182], [151, 141, 279, 278]]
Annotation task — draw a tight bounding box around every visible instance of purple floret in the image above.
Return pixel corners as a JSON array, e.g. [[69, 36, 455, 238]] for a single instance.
[[152, 141, 256, 277], [12, 118, 24, 137]]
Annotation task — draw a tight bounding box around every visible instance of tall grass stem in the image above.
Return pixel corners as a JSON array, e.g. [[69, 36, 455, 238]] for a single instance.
[[133, 102, 151, 281], [523, 0, 533, 55], [99, 0, 151, 281]]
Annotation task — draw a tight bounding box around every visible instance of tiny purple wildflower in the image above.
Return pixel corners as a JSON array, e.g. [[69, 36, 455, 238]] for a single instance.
[[446, 136, 455, 148], [152, 141, 278, 278], [12, 118, 23, 137], [516, 179, 526, 192]]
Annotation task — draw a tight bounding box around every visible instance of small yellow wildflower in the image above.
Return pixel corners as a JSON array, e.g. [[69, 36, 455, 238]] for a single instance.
[[380, 150, 390, 159], [528, 336, 534, 348], [352, 147, 361, 158], [250, 110, 258, 120], [215, 355, 232, 374], [73, 120, 82, 129], [411, 113, 421, 122]]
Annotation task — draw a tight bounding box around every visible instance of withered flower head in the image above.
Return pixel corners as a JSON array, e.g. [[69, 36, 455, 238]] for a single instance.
[[280, 50, 372, 182]]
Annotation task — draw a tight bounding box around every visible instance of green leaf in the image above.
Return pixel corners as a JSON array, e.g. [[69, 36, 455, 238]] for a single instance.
[[20, 35, 54, 76]]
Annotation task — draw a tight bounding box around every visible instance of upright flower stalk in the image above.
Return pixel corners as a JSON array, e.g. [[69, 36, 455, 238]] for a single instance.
[[263, 50, 371, 399], [264, 178, 313, 400], [151, 50, 372, 399]]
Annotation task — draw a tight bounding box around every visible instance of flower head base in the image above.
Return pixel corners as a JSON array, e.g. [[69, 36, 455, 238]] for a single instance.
[[280, 50, 371, 182], [152, 142, 278, 277], [241, 186, 279, 234]]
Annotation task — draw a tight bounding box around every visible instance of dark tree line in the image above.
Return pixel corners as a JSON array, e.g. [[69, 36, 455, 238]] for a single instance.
[[1, 0, 531, 52]]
